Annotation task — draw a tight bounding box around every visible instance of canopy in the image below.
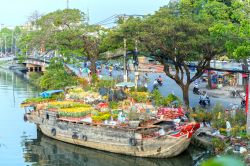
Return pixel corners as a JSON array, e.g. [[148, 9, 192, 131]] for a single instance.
[[116, 82, 135, 88], [40, 90, 64, 98], [99, 75, 114, 80], [82, 68, 91, 73]]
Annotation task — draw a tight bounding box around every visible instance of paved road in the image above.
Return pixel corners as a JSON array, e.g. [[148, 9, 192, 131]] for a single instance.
[[69, 64, 244, 109], [0, 56, 14, 61]]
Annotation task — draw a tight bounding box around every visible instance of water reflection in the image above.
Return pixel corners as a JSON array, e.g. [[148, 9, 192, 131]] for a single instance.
[[23, 132, 193, 166]]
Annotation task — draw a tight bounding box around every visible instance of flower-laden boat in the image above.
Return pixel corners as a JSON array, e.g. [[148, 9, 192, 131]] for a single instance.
[[22, 89, 200, 158]]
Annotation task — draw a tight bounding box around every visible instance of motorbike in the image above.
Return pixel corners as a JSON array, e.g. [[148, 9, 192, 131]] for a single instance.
[[193, 87, 201, 95], [241, 99, 246, 108], [157, 79, 163, 86], [199, 96, 210, 107]]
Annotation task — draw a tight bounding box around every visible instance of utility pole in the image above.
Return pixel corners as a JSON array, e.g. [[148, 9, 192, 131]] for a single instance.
[[123, 38, 128, 82], [4, 35, 7, 54], [11, 31, 14, 54], [134, 40, 139, 90], [67, 0, 69, 9], [0, 37, 2, 55]]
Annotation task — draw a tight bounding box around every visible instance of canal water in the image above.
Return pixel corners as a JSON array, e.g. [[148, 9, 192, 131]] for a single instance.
[[0, 69, 208, 166]]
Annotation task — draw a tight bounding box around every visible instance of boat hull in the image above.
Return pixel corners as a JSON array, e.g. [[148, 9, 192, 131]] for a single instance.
[[37, 124, 190, 158]]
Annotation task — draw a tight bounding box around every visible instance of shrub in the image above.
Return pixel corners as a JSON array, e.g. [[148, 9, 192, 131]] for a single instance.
[[130, 86, 148, 92], [109, 101, 119, 109], [150, 89, 164, 106], [39, 62, 77, 90], [96, 80, 115, 89], [77, 78, 89, 88], [212, 137, 226, 153], [92, 111, 111, 122], [29, 72, 42, 87], [129, 92, 149, 103], [92, 74, 99, 84], [128, 111, 140, 121]]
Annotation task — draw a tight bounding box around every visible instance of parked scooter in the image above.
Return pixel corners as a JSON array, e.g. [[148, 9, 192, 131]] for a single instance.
[[241, 99, 246, 108], [239, 92, 246, 108], [193, 87, 201, 95]]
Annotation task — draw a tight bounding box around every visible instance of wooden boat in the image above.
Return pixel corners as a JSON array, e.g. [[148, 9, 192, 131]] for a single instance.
[[24, 106, 200, 158], [24, 133, 194, 166]]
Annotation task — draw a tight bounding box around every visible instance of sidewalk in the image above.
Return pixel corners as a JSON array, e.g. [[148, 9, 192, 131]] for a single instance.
[[200, 86, 243, 98]]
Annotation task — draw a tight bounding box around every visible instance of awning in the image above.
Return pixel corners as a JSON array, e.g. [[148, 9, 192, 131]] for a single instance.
[[40, 90, 64, 98], [116, 82, 135, 88]]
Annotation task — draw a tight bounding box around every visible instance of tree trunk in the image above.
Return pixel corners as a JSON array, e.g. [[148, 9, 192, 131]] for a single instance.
[[182, 84, 190, 109], [90, 57, 97, 74]]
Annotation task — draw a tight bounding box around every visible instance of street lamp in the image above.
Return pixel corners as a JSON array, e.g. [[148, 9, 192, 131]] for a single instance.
[[67, 0, 69, 9]]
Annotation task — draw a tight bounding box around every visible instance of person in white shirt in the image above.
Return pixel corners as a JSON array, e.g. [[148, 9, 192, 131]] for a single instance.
[[226, 120, 231, 136]]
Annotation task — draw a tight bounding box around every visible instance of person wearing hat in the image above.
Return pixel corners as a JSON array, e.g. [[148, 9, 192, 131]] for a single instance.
[[193, 81, 200, 95]]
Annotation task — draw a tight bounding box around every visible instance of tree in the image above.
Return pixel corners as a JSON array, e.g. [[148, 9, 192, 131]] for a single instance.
[[136, 2, 225, 107], [39, 60, 77, 90], [104, 1, 228, 107], [32, 9, 106, 74], [0, 28, 13, 53]]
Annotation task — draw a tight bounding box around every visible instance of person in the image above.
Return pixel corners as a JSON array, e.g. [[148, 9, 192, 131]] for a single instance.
[[193, 82, 200, 95], [157, 75, 163, 85], [153, 79, 158, 89], [199, 91, 210, 106], [143, 73, 149, 82], [79, 67, 83, 77], [226, 120, 231, 136], [109, 66, 113, 76], [124, 85, 129, 94]]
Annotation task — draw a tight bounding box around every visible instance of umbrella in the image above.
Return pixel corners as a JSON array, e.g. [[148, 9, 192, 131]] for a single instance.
[[40, 90, 64, 98], [116, 82, 135, 88], [99, 75, 114, 80], [82, 68, 90, 73]]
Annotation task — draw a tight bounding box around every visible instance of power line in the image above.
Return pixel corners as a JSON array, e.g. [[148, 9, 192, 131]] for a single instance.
[[94, 14, 145, 26], [94, 14, 118, 25]]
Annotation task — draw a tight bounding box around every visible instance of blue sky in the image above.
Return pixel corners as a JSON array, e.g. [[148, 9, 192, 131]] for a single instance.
[[0, 0, 169, 26]]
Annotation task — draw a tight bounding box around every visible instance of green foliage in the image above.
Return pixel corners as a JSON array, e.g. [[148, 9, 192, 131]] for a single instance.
[[58, 110, 91, 118], [150, 89, 164, 106], [211, 103, 227, 129], [91, 73, 98, 84], [202, 156, 244, 166], [209, 103, 247, 136], [108, 101, 119, 109], [96, 80, 115, 89], [16, 54, 27, 63], [190, 106, 213, 122], [22, 97, 52, 104], [129, 92, 149, 103], [150, 89, 181, 107], [48, 103, 88, 109], [39, 62, 77, 90], [212, 137, 226, 153], [28, 72, 42, 87], [130, 86, 148, 92], [92, 111, 111, 122], [128, 111, 140, 121]]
